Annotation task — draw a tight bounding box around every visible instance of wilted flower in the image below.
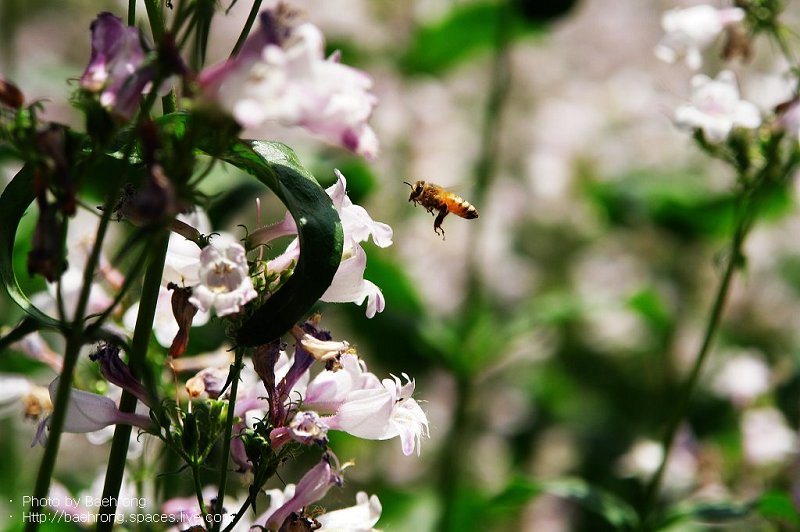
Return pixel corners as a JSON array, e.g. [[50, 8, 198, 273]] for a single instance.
[[655, 5, 745, 70], [675, 70, 761, 141], [198, 7, 379, 158], [0, 76, 24, 108], [89, 344, 151, 407], [188, 235, 257, 317]]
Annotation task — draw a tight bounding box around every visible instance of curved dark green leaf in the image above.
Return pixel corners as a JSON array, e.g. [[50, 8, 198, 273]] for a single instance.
[[215, 140, 343, 346], [0, 164, 62, 330]]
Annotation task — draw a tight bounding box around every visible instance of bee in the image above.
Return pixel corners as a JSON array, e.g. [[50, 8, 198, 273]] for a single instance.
[[404, 180, 479, 239]]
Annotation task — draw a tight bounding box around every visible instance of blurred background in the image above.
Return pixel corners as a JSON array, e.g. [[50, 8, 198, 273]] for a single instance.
[[3, 0, 800, 530]]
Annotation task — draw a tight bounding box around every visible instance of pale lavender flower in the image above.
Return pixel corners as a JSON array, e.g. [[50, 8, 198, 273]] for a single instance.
[[80, 12, 146, 114], [261, 453, 342, 530], [655, 5, 745, 70], [198, 9, 379, 158], [34, 378, 152, 446], [258, 169, 392, 317], [304, 354, 429, 456], [711, 351, 771, 407], [188, 235, 257, 317], [675, 70, 761, 141]]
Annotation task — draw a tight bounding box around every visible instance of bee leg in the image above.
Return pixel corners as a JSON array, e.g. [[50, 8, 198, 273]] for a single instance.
[[433, 208, 448, 240]]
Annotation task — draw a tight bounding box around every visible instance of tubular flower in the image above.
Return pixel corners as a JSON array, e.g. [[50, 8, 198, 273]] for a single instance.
[[316, 491, 382, 532], [198, 8, 379, 158], [34, 378, 152, 446], [80, 12, 146, 113], [261, 453, 342, 530], [188, 235, 257, 317], [260, 170, 392, 317], [655, 5, 745, 70], [675, 70, 760, 142], [304, 354, 429, 456]]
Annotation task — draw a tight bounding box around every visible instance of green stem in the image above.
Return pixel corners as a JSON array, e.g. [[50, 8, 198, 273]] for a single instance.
[[96, 229, 169, 531], [435, 376, 472, 532], [640, 195, 753, 527], [128, 0, 136, 26], [26, 183, 120, 531], [145, 0, 166, 42], [230, 0, 263, 58], [192, 463, 210, 525], [212, 347, 245, 532]]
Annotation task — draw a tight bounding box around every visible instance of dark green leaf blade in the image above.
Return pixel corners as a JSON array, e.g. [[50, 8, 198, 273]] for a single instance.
[[217, 140, 344, 346], [0, 164, 62, 330]]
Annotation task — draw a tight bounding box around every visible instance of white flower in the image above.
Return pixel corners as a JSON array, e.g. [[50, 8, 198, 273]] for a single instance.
[[741, 407, 797, 466], [189, 235, 257, 317], [315, 491, 382, 532], [261, 169, 392, 317], [675, 70, 761, 141], [711, 351, 771, 407], [199, 10, 379, 158], [0, 375, 32, 418], [655, 5, 745, 70], [305, 354, 429, 456]]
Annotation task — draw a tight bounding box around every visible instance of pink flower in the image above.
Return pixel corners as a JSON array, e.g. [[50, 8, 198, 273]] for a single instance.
[[188, 235, 257, 317], [80, 12, 149, 118], [261, 453, 342, 530], [198, 8, 379, 158], [655, 5, 745, 70], [675, 70, 761, 142], [34, 378, 152, 446], [304, 354, 429, 456]]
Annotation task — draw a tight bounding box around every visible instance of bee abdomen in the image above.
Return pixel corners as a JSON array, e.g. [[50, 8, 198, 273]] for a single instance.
[[453, 197, 479, 219]]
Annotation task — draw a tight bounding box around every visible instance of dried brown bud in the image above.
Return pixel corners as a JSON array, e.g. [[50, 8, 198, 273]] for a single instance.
[[0, 77, 24, 109], [167, 282, 199, 358]]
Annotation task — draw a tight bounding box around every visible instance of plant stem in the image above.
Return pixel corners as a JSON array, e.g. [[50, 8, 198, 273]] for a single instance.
[[128, 0, 136, 26], [26, 182, 120, 531], [435, 376, 472, 532], [192, 463, 210, 525], [212, 347, 245, 532], [230, 0, 263, 58], [96, 229, 169, 531], [640, 194, 753, 527]]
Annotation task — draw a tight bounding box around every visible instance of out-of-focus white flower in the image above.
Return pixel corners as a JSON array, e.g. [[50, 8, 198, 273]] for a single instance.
[[10, 332, 63, 372], [711, 351, 771, 407], [260, 169, 392, 317], [305, 354, 429, 456], [315, 491, 382, 531], [199, 9, 379, 158], [655, 5, 745, 70], [741, 407, 797, 466], [675, 70, 761, 141], [616, 437, 697, 494], [0, 375, 32, 418], [189, 235, 257, 317]]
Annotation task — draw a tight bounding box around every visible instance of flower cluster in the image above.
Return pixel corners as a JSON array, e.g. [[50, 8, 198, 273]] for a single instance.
[[0, 3, 426, 530]]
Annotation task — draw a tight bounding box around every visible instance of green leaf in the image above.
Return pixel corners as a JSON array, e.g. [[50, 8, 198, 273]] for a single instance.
[[757, 491, 800, 526], [0, 164, 62, 331], [490, 476, 640, 530], [215, 140, 344, 346], [660, 499, 755, 529]]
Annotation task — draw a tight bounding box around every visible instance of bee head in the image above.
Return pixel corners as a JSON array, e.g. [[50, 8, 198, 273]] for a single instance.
[[404, 180, 424, 200]]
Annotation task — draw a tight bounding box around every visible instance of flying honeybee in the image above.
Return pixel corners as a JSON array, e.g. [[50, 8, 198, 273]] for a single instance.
[[404, 180, 479, 239]]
